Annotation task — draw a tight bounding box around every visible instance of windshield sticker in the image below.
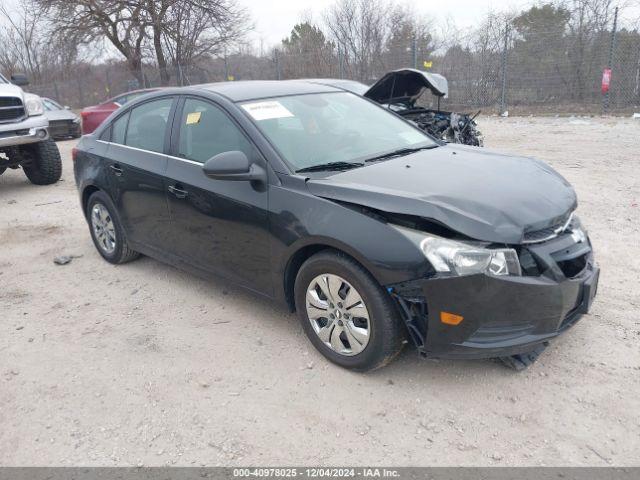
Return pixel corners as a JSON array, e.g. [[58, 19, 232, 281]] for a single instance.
[[400, 130, 426, 144], [186, 111, 202, 125], [242, 101, 294, 121]]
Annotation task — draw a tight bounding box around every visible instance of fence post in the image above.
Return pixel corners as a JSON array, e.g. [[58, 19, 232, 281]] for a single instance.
[[53, 81, 60, 103], [500, 23, 509, 115], [338, 47, 344, 79], [603, 6, 618, 113], [275, 50, 281, 80]]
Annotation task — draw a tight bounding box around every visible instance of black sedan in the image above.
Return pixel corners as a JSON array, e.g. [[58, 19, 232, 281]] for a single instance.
[[73, 81, 599, 371]]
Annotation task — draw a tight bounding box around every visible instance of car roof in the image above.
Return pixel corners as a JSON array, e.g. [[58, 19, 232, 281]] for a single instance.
[[192, 80, 340, 102], [303, 78, 370, 95], [109, 88, 159, 101]]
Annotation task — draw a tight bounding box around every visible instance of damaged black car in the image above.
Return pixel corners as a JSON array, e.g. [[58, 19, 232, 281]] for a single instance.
[[73, 81, 598, 372], [309, 69, 483, 147]]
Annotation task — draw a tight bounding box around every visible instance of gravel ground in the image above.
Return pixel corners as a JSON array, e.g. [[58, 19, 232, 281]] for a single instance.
[[1, 116, 639, 466]]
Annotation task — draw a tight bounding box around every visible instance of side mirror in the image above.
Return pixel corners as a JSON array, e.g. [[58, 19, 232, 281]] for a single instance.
[[202, 151, 266, 182], [64, 105, 71, 110], [10, 73, 29, 86]]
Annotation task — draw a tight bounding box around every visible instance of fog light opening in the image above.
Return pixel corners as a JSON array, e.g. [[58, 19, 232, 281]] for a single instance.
[[37, 129, 47, 139]]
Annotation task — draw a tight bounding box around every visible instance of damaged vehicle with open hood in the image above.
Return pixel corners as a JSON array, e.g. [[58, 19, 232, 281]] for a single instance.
[[73, 80, 598, 372], [310, 69, 483, 147]]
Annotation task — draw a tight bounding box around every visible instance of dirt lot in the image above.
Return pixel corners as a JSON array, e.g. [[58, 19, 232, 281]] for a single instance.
[[1, 116, 639, 466]]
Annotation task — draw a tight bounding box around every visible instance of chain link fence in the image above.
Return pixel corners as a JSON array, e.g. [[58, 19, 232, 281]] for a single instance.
[[25, 14, 640, 116]]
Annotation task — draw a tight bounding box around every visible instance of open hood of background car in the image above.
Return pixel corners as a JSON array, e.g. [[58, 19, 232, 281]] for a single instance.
[[364, 69, 449, 106], [305, 145, 577, 245], [45, 109, 78, 122]]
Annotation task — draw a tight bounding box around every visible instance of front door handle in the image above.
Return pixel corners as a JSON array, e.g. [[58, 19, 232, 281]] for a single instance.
[[168, 185, 188, 199], [110, 164, 123, 176]]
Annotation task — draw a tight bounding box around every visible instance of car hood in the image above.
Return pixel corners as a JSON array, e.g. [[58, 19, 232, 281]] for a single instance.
[[364, 69, 449, 105], [45, 109, 78, 121], [305, 145, 577, 244], [0, 82, 25, 99]]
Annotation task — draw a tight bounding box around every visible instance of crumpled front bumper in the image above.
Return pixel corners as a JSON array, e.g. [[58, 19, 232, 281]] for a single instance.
[[388, 233, 599, 359]]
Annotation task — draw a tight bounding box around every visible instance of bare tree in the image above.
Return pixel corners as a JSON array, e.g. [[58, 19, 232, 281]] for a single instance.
[[0, 0, 82, 81], [37, 0, 149, 85], [324, 0, 393, 82], [38, 0, 250, 86], [0, 0, 49, 79], [160, 0, 250, 79], [562, 0, 616, 99]]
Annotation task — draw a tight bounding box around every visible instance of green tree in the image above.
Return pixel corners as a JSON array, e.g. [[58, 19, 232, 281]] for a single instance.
[[280, 22, 335, 78]]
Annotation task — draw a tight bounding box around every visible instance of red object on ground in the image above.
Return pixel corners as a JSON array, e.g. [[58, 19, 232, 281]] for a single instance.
[[80, 88, 158, 134], [601, 68, 612, 94]]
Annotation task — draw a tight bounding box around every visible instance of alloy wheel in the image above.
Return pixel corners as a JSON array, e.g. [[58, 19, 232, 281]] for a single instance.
[[306, 274, 371, 356], [91, 203, 117, 254]]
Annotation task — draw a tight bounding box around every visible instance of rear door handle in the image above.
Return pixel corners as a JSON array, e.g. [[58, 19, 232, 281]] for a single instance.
[[110, 164, 123, 176], [168, 185, 188, 199]]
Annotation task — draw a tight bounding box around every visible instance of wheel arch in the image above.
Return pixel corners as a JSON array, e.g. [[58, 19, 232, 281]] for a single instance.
[[281, 238, 383, 312], [81, 184, 102, 217]]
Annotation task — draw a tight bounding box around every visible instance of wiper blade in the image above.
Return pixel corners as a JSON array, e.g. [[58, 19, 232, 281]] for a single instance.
[[296, 161, 364, 173], [364, 144, 438, 163]]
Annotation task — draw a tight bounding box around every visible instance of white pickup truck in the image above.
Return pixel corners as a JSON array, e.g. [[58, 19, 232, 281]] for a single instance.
[[0, 72, 62, 185]]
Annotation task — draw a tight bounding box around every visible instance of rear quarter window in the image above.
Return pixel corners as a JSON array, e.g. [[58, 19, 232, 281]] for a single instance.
[[111, 112, 129, 144]]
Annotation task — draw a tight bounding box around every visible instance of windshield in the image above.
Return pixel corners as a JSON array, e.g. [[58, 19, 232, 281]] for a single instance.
[[240, 92, 437, 171], [43, 98, 62, 111]]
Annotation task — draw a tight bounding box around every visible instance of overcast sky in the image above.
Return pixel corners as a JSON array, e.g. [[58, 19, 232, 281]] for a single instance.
[[240, 0, 537, 47], [1, 0, 638, 51]]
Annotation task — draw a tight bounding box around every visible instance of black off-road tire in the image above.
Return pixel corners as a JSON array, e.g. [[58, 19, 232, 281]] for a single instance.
[[294, 250, 405, 372], [21, 138, 62, 185], [0, 166, 6, 176], [87, 190, 140, 265]]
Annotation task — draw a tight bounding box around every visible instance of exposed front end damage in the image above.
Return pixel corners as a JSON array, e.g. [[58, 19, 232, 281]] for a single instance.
[[363, 68, 483, 147], [386, 230, 599, 362]]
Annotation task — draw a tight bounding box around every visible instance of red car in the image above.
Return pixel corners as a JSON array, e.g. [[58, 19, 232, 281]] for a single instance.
[[80, 88, 158, 134]]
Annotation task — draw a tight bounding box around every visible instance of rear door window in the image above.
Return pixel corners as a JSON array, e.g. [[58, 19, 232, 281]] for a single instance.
[[125, 98, 173, 154]]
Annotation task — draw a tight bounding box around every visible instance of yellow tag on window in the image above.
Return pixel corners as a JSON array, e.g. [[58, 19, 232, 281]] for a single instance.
[[186, 112, 201, 125]]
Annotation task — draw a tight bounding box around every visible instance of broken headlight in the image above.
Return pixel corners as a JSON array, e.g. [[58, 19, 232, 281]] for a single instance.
[[393, 226, 521, 276]]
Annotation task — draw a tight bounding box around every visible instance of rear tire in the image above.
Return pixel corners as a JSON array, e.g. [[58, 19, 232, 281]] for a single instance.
[[294, 250, 405, 372], [21, 138, 62, 185], [87, 190, 140, 264]]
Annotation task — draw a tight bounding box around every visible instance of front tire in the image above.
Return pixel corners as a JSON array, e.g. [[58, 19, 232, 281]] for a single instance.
[[294, 251, 405, 372], [87, 191, 140, 264], [21, 138, 62, 185]]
